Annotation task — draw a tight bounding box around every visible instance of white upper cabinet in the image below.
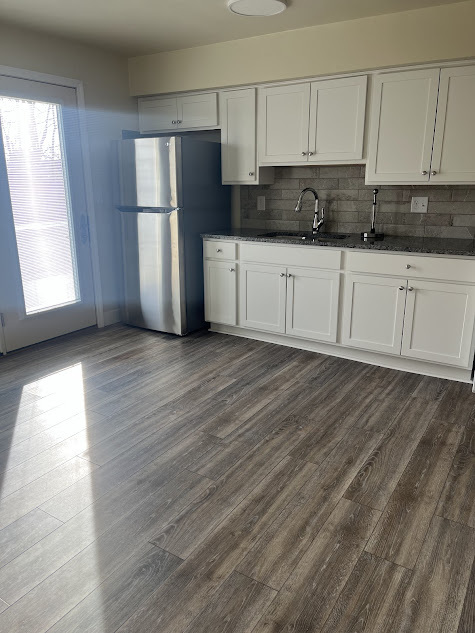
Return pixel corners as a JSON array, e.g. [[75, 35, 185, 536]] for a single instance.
[[366, 69, 440, 184], [259, 77, 367, 165], [220, 89, 274, 185], [138, 97, 178, 133], [221, 89, 257, 184], [259, 83, 311, 164], [176, 93, 218, 129], [308, 76, 367, 162], [430, 65, 475, 183], [139, 93, 218, 133]]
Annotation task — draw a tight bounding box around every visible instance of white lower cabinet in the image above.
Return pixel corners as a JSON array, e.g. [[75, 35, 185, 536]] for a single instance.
[[342, 273, 475, 367], [401, 280, 475, 367], [286, 268, 340, 342], [203, 239, 475, 379], [342, 274, 407, 355], [204, 260, 237, 326], [239, 264, 287, 333]]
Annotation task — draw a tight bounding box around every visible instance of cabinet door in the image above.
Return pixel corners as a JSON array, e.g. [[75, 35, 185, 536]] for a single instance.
[[138, 97, 178, 132], [176, 93, 218, 129], [430, 65, 475, 184], [204, 260, 237, 326], [401, 280, 475, 367], [286, 268, 340, 342], [259, 83, 310, 164], [308, 76, 367, 162], [342, 274, 407, 354], [220, 89, 257, 184], [366, 69, 440, 184], [239, 264, 286, 333]]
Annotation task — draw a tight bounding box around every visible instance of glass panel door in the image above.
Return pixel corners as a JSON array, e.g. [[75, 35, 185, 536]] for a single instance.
[[0, 76, 96, 352], [0, 97, 80, 315]]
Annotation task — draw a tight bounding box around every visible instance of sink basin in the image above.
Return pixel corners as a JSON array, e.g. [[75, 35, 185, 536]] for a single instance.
[[316, 232, 349, 240], [258, 231, 349, 241]]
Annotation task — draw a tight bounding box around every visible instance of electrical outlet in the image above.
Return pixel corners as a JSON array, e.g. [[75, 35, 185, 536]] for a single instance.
[[411, 197, 428, 213], [257, 195, 266, 211]]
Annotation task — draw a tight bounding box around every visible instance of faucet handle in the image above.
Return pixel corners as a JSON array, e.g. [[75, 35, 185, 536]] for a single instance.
[[320, 207, 325, 219]]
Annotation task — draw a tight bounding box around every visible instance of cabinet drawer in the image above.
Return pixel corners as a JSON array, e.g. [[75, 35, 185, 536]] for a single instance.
[[346, 251, 475, 283], [240, 242, 341, 270], [204, 240, 237, 260]]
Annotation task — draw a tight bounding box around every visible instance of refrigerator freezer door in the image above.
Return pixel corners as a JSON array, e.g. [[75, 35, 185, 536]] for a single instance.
[[120, 209, 186, 334], [119, 137, 182, 209]]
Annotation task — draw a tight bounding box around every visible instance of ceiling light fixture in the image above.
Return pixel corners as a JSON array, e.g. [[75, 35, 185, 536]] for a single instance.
[[227, 0, 287, 17]]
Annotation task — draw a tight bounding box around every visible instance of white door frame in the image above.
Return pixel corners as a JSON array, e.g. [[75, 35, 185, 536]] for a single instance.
[[0, 64, 106, 355]]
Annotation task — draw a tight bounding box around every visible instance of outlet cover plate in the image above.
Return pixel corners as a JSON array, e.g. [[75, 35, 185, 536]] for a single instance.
[[257, 195, 266, 211], [411, 196, 428, 213]]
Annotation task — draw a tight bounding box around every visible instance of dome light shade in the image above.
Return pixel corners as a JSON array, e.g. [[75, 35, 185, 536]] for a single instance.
[[227, 0, 287, 17]]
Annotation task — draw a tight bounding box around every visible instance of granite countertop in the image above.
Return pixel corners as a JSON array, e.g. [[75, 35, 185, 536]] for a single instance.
[[202, 229, 475, 257]]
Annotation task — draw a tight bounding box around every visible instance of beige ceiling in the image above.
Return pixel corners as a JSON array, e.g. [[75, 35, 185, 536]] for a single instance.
[[0, 0, 465, 56]]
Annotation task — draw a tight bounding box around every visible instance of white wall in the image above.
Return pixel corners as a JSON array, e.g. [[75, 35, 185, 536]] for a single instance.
[[129, 1, 475, 96], [0, 23, 137, 324]]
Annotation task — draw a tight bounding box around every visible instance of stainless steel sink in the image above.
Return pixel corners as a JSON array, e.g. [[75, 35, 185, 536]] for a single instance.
[[258, 231, 349, 241]]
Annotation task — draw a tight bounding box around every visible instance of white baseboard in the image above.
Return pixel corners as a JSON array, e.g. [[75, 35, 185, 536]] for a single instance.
[[101, 308, 121, 327], [210, 323, 472, 384]]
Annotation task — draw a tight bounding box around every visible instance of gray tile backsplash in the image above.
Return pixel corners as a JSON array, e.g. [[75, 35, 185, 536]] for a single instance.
[[240, 165, 475, 238]]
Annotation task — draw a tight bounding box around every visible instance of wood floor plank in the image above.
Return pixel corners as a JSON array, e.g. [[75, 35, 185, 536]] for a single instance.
[[0, 469, 208, 632], [432, 380, 475, 426], [0, 456, 97, 530], [187, 438, 252, 481], [289, 378, 383, 465], [387, 515, 475, 633], [116, 456, 317, 633], [45, 545, 182, 633], [150, 417, 311, 558], [237, 427, 382, 590], [319, 551, 411, 633], [458, 554, 475, 633], [356, 371, 422, 434], [1, 325, 474, 633], [251, 499, 381, 633], [365, 418, 462, 568], [437, 426, 475, 527], [0, 432, 217, 604], [183, 570, 276, 633], [0, 509, 62, 569], [39, 411, 222, 522], [344, 397, 438, 510]]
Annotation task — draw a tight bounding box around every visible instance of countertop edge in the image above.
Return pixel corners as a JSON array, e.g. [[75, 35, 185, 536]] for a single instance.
[[201, 232, 475, 258]]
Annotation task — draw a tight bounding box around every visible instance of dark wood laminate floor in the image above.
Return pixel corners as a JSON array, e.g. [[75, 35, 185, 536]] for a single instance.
[[0, 324, 474, 633]]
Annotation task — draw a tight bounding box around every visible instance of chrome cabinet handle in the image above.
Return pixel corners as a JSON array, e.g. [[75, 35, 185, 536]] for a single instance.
[[308, 151, 314, 156], [301, 152, 306, 156], [421, 170, 428, 175], [287, 273, 292, 278], [408, 286, 414, 291], [216, 248, 222, 252], [229, 268, 235, 272], [172, 120, 176, 124], [279, 272, 285, 277], [177, 120, 182, 124], [406, 264, 411, 269], [431, 170, 437, 176], [249, 172, 255, 176], [398, 286, 405, 290]]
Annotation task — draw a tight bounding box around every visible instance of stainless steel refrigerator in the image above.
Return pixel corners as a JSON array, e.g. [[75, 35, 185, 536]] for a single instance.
[[117, 136, 230, 335]]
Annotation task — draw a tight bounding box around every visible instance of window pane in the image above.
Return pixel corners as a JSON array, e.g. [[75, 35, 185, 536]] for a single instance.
[[0, 97, 79, 314]]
